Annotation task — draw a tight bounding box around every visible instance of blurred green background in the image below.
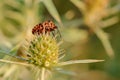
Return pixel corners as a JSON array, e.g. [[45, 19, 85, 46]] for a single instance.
[[0, 0, 120, 80]]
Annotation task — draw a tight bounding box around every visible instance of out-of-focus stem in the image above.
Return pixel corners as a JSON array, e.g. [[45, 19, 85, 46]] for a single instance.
[[70, 0, 86, 14], [91, 25, 115, 59], [101, 17, 119, 28]]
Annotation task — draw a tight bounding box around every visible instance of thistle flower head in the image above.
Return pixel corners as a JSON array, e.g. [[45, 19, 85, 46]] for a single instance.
[[84, 0, 109, 24], [27, 34, 59, 68], [24, 21, 60, 69]]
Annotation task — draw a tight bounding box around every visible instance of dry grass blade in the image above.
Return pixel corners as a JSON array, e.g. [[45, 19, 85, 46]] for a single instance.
[[42, 0, 62, 25], [70, 0, 86, 14], [3, 65, 18, 79]]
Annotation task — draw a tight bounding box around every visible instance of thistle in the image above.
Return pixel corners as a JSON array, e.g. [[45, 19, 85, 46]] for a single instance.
[[70, 0, 117, 58], [26, 34, 59, 68], [0, 20, 104, 80], [24, 20, 60, 69]]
